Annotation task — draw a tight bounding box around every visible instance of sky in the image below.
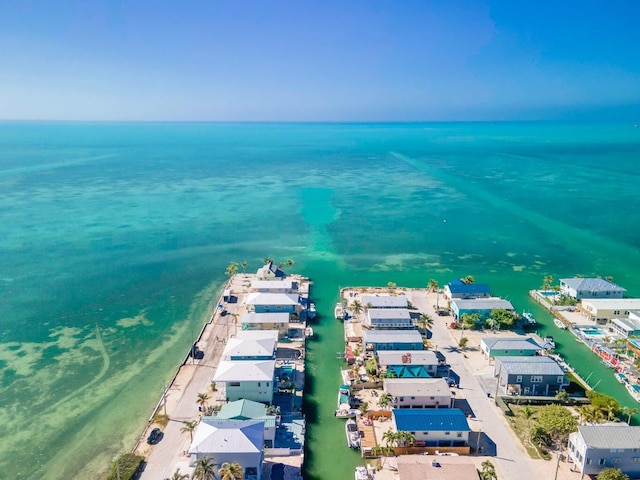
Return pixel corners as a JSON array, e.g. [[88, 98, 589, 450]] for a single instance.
[[1, 0, 640, 121]]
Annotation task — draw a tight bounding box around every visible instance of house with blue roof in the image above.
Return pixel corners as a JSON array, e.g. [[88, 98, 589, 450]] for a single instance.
[[377, 350, 439, 378], [494, 356, 568, 396], [392, 409, 470, 446], [560, 277, 625, 300], [481, 337, 542, 360], [363, 330, 423, 352], [444, 279, 492, 300]]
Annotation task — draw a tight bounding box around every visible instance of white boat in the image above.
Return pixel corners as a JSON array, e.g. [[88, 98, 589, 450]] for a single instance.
[[554, 318, 567, 329], [308, 302, 317, 319], [626, 382, 640, 402], [337, 384, 350, 409], [355, 466, 370, 480], [305, 327, 314, 338], [616, 372, 627, 384], [335, 302, 344, 320], [522, 311, 536, 325], [543, 336, 556, 349], [346, 418, 361, 449]]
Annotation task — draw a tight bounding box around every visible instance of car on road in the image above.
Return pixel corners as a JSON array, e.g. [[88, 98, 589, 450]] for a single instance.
[[147, 427, 162, 445]]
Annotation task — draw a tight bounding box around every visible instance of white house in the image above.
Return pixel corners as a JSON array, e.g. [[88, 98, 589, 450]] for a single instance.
[[610, 312, 640, 338], [361, 294, 408, 309], [568, 424, 640, 479], [245, 292, 300, 314], [383, 378, 452, 409], [580, 298, 640, 323], [392, 409, 470, 447], [215, 399, 277, 448], [213, 360, 275, 404], [377, 350, 440, 378], [560, 278, 626, 300], [256, 261, 286, 280], [364, 308, 414, 330], [240, 313, 290, 338], [481, 337, 542, 360], [189, 419, 264, 480], [250, 279, 298, 293], [222, 331, 278, 361]]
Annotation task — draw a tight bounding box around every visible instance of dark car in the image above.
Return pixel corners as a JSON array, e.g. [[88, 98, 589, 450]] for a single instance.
[[147, 427, 162, 445]]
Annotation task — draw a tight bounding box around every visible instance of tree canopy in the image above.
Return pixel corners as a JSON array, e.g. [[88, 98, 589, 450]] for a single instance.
[[597, 468, 630, 480], [532, 404, 578, 447]]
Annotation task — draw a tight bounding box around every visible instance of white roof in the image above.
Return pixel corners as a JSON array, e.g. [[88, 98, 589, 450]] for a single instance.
[[578, 424, 640, 449], [251, 279, 296, 291], [453, 298, 515, 310], [363, 330, 423, 344], [611, 316, 640, 332], [581, 298, 640, 310], [246, 292, 299, 306], [367, 309, 412, 320], [481, 337, 542, 351], [383, 378, 451, 397], [189, 419, 264, 455], [561, 277, 625, 293], [377, 350, 438, 366], [213, 360, 275, 382], [236, 330, 280, 341], [241, 312, 290, 324], [361, 294, 408, 309], [222, 337, 276, 359]]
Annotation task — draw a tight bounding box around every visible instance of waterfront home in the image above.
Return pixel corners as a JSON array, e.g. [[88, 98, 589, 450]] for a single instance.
[[610, 312, 640, 338], [494, 356, 568, 396], [213, 360, 275, 403], [383, 378, 452, 408], [363, 330, 424, 352], [396, 457, 480, 480], [580, 298, 640, 323], [361, 293, 408, 309], [377, 350, 439, 378], [188, 419, 264, 480], [480, 337, 542, 360], [392, 409, 470, 446], [256, 261, 286, 280], [443, 279, 491, 300], [246, 292, 299, 314], [450, 298, 515, 321], [567, 424, 640, 478], [215, 399, 277, 448], [222, 331, 278, 361], [240, 312, 290, 338], [560, 277, 626, 300], [364, 308, 414, 330], [250, 279, 298, 293]]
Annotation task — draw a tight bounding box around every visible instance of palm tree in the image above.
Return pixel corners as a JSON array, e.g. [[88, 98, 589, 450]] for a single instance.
[[285, 258, 294, 268], [622, 406, 639, 424], [461, 275, 475, 284], [262, 257, 274, 265], [427, 279, 439, 292], [351, 300, 364, 318], [521, 406, 536, 440], [542, 275, 554, 290], [218, 462, 243, 480], [225, 262, 238, 276], [378, 392, 393, 409], [416, 313, 433, 334], [602, 400, 619, 421], [397, 431, 415, 446], [382, 430, 400, 447], [459, 337, 469, 350], [240, 261, 248, 273], [480, 460, 497, 480], [192, 455, 218, 480], [197, 392, 210, 411], [181, 420, 198, 442], [164, 469, 189, 480]]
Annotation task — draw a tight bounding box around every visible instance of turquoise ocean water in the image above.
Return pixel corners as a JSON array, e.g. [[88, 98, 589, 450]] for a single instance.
[[1, 122, 639, 479]]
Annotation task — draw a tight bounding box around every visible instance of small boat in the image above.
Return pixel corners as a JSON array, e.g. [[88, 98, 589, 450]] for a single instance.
[[305, 327, 314, 338], [554, 318, 567, 330], [335, 303, 344, 320], [308, 302, 317, 319], [522, 311, 536, 325], [355, 466, 370, 480], [335, 406, 360, 418], [337, 384, 351, 409], [543, 336, 556, 349], [626, 382, 640, 402], [346, 418, 361, 449], [615, 372, 627, 384]]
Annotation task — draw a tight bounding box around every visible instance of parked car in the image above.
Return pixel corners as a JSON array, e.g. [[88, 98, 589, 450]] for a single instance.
[[147, 427, 162, 445]]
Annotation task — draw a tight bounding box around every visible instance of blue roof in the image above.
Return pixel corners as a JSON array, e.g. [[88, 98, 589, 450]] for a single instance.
[[393, 409, 470, 432], [447, 282, 491, 294]]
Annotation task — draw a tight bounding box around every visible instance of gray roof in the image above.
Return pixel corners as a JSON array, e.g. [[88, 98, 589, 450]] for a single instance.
[[246, 292, 299, 306], [236, 330, 280, 341], [189, 419, 264, 455], [361, 294, 408, 309], [241, 312, 290, 324], [611, 316, 640, 332], [482, 337, 542, 351], [383, 378, 451, 397], [377, 350, 438, 366], [250, 279, 297, 291], [579, 424, 640, 449], [453, 298, 515, 310], [222, 336, 276, 359], [363, 329, 423, 344], [561, 277, 626, 293], [497, 356, 564, 376], [367, 309, 412, 320], [213, 360, 275, 382]]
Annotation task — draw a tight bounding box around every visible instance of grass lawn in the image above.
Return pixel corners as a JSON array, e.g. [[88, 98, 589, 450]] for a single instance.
[[505, 405, 552, 460]]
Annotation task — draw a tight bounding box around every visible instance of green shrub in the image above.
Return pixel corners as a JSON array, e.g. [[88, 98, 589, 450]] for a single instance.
[[107, 453, 144, 480]]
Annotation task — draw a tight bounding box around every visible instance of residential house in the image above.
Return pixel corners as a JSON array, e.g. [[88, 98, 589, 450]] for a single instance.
[[580, 298, 640, 323], [377, 350, 440, 378], [213, 360, 275, 404], [250, 279, 298, 293], [222, 331, 278, 361], [256, 261, 287, 280], [216, 399, 276, 448], [392, 409, 470, 446], [240, 312, 290, 338], [189, 419, 264, 480], [246, 292, 300, 315], [363, 330, 424, 352], [480, 337, 542, 360], [568, 424, 640, 478], [494, 356, 568, 396], [383, 378, 452, 409], [450, 298, 514, 321], [443, 279, 491, 300], [396, 457, 480, 480], [560, 277, 625, 300], [364, 308, 414, 330], [610, 312, 640, 338], [361, 294, 409, 309]]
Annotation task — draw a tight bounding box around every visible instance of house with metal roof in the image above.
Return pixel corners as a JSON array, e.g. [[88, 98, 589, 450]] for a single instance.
[[450, 298, 514, 321], [396, 456, 480, 480], [256, 261, 286, 280], [215, 399, 277, 447], [250, 279, 298, 293], [384, 378, 452, 409], [480, 337, 542, 359], [560, 277, 626, 300], [364, 308, 414, 330], [610, 312, 640, 338], [567, 424, 640, 478], [494, 356, 568, 396], [213, 360, 276, 403], [580, 298, 640, 322], [246, 292, 299, 314], [240, 312, 290, 337], [361, 294, 408, 309], [188, 419, 264, 480], [222, 332, 278, 361], [444, 279, 492, 300], [392, 409, 470, 446], [377, 350, 439, 378], [363, 330, 424, 352]]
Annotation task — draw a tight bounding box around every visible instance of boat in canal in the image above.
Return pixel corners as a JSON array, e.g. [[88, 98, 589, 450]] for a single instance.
[[355, 465, 370, 480], [626, 382, 640, 403], [346, 418, 361, 449], [335, 302, 344, 320], [522, 311, 536, 325], [308, 302, 317, 319], [554, 318, 567, 329]]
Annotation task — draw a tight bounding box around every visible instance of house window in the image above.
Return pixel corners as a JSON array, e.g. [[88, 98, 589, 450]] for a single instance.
[[258, 383, 261, 386], [519, 350, 524, 354], [599, 459, 606, 465], [445, 432, 450, 435], [457, 432, 462, 438], [516, 375, 523, 383], [410, 396, 416, 400], [411, 431, 416, 435], [613, 458, 621, 464], [586, 459, 592, 465], [266, 382, 270, 387], [399, 397, 404, 401], [558, 376, 564, 383], [229, 382, 241, 387], [429, 396, 434, 400], [614, 310, 620, 315], [632, 457, 640, 463], [531, 376, 543, 383]]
